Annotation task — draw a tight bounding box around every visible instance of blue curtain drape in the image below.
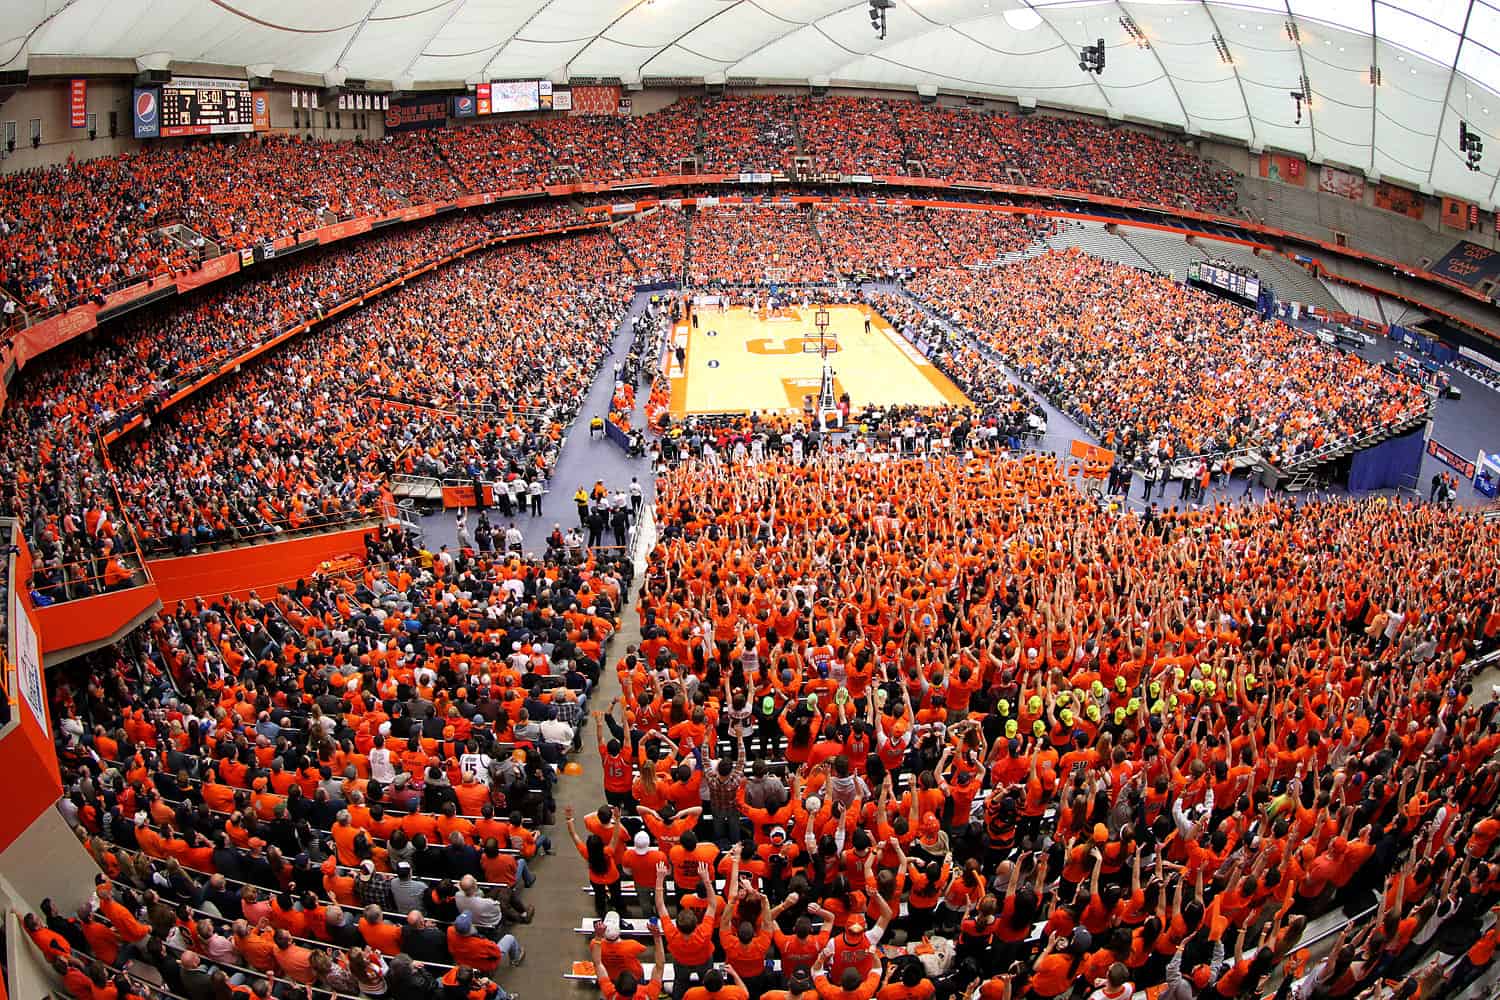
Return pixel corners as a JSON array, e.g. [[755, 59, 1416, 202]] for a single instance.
[[1347, 425, 1426, 493]]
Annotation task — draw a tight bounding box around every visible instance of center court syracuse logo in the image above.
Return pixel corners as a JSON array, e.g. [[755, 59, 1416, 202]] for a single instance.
[[133, 88, 159, 137]]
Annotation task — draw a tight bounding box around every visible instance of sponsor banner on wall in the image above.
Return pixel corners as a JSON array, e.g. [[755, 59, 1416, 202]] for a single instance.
[[309, 216, 373, 244], [1318, 165, 1365, 201], [69, 79, 87, 128], [552, 89, 573, 111], [175, 252, 241, 292], [11, 580, 47, 738], [252, 91, 270, 131], [1373, 182, 1424, 220], [14, 307, 98, 367], [132, 86, 160, 138], [1427, 438, 1476, 479], [1257, 153, 1305, 185], [385, 94, 448, 132], [453, 94, 476, 118]]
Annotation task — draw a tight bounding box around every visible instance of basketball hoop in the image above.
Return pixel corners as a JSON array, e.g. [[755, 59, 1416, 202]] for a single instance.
[[813, 307, 837, 428]]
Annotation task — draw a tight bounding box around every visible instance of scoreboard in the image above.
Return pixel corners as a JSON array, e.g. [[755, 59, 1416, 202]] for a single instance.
[[1188, 261, 1261, 303], [159, 77, 256, 136]]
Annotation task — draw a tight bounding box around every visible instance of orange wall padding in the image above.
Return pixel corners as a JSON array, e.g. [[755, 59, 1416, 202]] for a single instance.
[[145, 525, 380, 604], [33, 583, 161, 655], [1, 533, 64, 855]]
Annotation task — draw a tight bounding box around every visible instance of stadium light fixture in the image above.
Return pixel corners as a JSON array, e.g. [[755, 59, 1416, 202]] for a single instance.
[[1460, 120, 1484, 172], [1079, 38, 1106, 75], [869, 0, 893, 40]]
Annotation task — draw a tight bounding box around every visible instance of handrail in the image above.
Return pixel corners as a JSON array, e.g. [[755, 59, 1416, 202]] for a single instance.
[[1277, 401, 1434, 473], [99, 875, 461, 973], [97, 753, 531, 859], [85, 893, 388, 1000]]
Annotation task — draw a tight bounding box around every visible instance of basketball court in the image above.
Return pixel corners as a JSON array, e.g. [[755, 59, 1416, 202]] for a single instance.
[[667, 303, 969, 417]]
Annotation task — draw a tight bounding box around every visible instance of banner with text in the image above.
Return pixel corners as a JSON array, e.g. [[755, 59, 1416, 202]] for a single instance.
[[384, 94, 449, 132], [69, 79, 87, 128], [1429, 240, 1500, 288], [1427, 438, 1476, 479]]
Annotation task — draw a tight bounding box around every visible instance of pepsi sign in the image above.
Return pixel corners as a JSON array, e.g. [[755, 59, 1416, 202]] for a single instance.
[[133, 87, 160, 138]]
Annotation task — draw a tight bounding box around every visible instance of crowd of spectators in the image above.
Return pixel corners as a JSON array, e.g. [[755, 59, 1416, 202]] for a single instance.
[[0, 95, 1239, 320], [0, 134, 475, 314], [105, 232, 631, 554], [30, 522, 630, 999], [863, 288, 1048, 442], [905, 250, 1428, 468], [816, 208, 937, 276], [613, 209, 690, 284], [580, 449, 1500, 1000], [796, 98, 905, 176], [924, 211, 1059, 266], [687, 207, 831, 286], [0, 203, 595, 599], [697, 96, 802, 174], [429, 123, 551, 195], [540, 115, 686, 183], [991, 117, 1237, 214], [893, 103, 1021, 179]]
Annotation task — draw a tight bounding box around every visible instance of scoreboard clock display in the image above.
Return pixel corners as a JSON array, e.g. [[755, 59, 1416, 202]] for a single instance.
[[1189, 261, 1261, 303], [159, 77, 256, 136]]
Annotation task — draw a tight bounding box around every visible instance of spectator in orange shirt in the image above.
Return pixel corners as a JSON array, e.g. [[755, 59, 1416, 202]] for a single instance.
[[592, 920, 666, 1000]]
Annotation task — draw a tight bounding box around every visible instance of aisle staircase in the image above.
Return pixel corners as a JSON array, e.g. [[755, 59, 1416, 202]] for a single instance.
[[606, 221, 644, 275], [1115, 227, 1208, 280], [807, 207, 836, 273], [1044, 221, 1154, 270], [681, 210, 696, 285]]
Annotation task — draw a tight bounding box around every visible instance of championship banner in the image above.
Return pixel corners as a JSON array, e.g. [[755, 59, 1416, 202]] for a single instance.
[[69, 79, 87, 128], [1441, 197, 1473, 230], [1318, 165, 1365, 201], [1427, 438, 1476, 479], [1374, 182, 1424, 220], [570, 84, 622, 116], [1258, 153, 1305, 186]]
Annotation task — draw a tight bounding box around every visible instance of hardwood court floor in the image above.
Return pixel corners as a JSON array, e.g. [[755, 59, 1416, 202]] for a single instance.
[[667, 303, 969, 417]]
